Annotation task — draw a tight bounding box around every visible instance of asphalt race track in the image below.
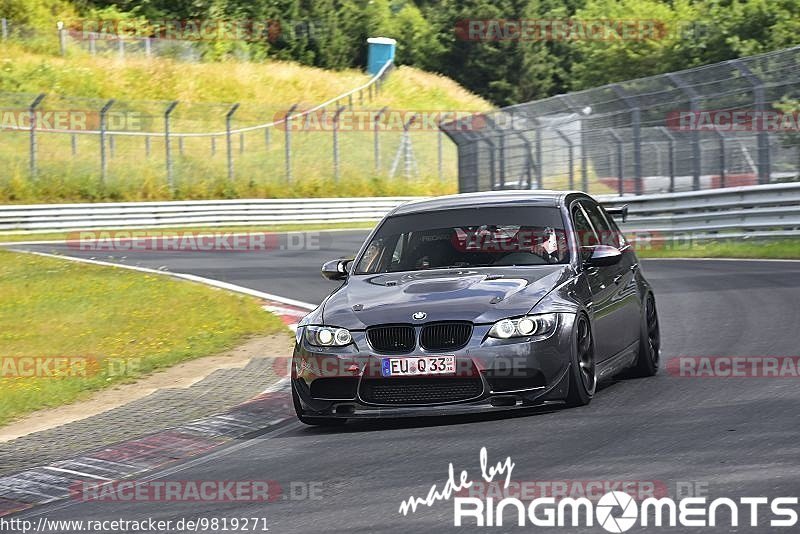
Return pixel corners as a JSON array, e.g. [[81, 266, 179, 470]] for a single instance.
[[6, 230, 800, 533]]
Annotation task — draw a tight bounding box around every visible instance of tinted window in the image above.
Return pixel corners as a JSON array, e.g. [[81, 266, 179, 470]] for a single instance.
[[581, 201, 622, 247], [355, 206, 570, 274], [572, 203, 599, 247]]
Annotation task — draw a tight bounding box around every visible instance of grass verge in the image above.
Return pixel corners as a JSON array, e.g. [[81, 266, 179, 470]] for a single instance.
[[0, 249, 286, 426], [636, 238, 800, 260]]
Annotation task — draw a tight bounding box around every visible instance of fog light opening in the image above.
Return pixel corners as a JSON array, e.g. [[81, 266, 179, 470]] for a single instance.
[[490, 395, 519, 407]]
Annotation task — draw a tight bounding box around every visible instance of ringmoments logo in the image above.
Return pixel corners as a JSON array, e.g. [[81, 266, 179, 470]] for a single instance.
[[398, 448, 800, 530]]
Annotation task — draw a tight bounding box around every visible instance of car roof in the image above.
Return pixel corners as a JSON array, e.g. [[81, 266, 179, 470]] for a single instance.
[[390, 190, 587, 216]]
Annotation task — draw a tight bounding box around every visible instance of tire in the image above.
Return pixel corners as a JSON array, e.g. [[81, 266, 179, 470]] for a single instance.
[[565, 314, 596, 407], [631, 293, 660, 377], [292, 385, 347, 426]]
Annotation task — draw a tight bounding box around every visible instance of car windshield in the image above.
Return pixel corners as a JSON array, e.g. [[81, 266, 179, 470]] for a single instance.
[[354, 206, 570, 274]]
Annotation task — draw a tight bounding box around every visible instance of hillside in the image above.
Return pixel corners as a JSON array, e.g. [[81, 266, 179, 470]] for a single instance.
[[0, 44, 489, 112]]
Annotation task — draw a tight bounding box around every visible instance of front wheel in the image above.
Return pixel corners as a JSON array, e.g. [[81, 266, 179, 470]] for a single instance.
[[292, 385, 347, 426], [565, 314, 596, 406], [631, 293, 660, 377]]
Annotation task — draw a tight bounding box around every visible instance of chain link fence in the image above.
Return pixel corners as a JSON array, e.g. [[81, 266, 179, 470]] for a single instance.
[[0, 61, 464, 200], [443, 46, 800, 195]]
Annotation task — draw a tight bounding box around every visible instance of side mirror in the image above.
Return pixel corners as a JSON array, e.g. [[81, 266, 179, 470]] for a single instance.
[[321, 259, 352, 281], [582, 245, 622, 267]]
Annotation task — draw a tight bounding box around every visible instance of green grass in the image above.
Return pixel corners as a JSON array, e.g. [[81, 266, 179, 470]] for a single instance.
[[0, 249, 286, 425], [0, 221, 379, 243], [635, 238, 800, 260]]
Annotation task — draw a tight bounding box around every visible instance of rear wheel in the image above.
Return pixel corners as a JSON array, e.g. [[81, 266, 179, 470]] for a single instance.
[[566, 314, 596, 406], [292, 385, 347, 426], [631, 293, 660, 377]]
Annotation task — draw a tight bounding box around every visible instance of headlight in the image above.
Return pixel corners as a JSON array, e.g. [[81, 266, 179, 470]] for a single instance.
[[304, 325, 353, 347], [488, 313, 558, 339]]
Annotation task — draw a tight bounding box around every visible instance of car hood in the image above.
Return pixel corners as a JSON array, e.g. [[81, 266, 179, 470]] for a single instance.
[[322, 265, 572, 329]]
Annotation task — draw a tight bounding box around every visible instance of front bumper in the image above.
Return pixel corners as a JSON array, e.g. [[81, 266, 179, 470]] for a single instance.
[[292, 313, 576, 419]]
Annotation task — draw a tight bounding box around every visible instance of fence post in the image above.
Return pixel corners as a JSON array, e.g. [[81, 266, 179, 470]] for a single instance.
[[264, 127, 270, 150], [611, 84, 642, 195], [554, 128, 574, 189], [118, 38, 125, 59], [389, 115, 418, 179], [284, 104, 298, 183], [99, 99, 115, 185], [486, 137, 498, 190], [496, 123, 506, 188], [164, 101, 178, 190], [658, 127, 676, 193], [716, 129, 726, 188], [560, 95, 590, 192], [332, 105, 346, 181], [225, 103, 240, 180], [534, 123, 543, 189], [211, 137, 216, 156], [89, 33, 96, 55], [437, 113, 450, 181], [667, 73, 701, 190], [510, 129, 534, 189], [144, 135, 150, 158], [28, 93, 46, 180], [57, 22, 66, 56], [109, 135, 115, 158], [71, 134, 77, 156], [607, 128, 624, 195], [373, 106, 388, 172], [144, 37, 151, 57], [1, 18, 8, 40], [731, 60, 771, 185], [403, 115, 418, 179]]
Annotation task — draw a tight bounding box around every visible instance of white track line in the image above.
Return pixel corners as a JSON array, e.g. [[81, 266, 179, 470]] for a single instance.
[[10, 249, 316, 310], [41, 466, 110, 481]]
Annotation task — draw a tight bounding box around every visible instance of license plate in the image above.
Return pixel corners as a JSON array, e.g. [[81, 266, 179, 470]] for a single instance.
[[381, 356, 455, 377]]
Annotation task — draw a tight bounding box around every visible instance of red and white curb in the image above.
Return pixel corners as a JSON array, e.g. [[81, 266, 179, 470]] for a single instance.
[[0, 250, 313, 517], [0, 379, 295, 517]]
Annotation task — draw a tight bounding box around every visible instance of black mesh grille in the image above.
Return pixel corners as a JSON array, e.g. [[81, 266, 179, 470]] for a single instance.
[[359, 378, 483, 405], [367, 325, 415, 354], [420, 322, 473, 351]]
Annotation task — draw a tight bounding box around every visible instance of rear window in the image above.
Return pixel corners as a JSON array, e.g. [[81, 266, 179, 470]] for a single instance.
[[354, 206, 569, 274]]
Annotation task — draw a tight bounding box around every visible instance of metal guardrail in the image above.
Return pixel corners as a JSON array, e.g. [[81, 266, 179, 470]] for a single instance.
[[600, 182, 800, 238], [0, 184, 798, 237], [0, 198, 418, 234]]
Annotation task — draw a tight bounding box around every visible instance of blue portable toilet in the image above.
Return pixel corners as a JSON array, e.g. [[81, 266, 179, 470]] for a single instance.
[[367, 37, 397, 75]]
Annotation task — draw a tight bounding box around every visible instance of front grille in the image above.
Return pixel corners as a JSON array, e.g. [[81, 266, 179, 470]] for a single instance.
[[420, 322, 473, 351], [359, 377, 483, 405], [367, 325, 415, 354]]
